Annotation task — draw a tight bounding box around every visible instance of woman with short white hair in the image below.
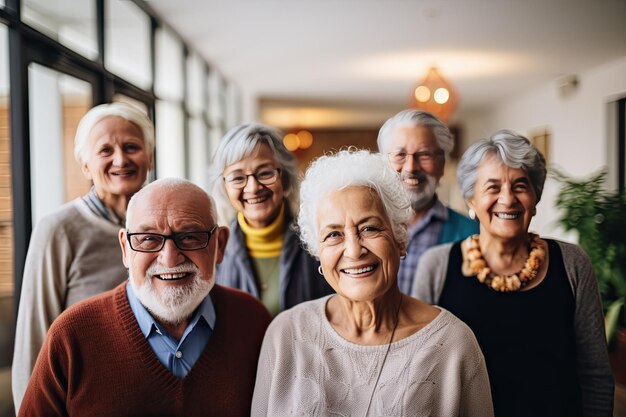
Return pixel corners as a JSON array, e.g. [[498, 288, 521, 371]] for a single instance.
[[252, 149, 493, 417], [12, 102, 154, 412]]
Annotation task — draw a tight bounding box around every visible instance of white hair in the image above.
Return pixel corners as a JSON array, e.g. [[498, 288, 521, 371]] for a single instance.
[[457, 129, 547, 202], [297, 149, 412, 258], [208, 123, 299, 224], [74, 102, 155, 164], [126, 177, 215, 229], [377, 109, 454, 155]]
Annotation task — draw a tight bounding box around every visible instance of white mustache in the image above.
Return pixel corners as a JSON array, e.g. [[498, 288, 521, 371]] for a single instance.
[[400, 172, 427, 182], [146, 261, 198, 276]]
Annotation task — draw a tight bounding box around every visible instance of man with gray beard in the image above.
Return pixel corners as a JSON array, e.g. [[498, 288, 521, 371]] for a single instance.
[[378, 110, 478, 295], [20, 178, 271, 417]]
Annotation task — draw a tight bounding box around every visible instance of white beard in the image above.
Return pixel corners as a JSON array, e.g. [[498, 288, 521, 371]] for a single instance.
[[401, 171, 438, 211], [130, 261, 213, 326]]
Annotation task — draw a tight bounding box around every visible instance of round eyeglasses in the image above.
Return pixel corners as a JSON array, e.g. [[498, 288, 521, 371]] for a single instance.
[[223, 168, 281, 189], [127, 225, 218, 253], [387, 149, 444, 165]]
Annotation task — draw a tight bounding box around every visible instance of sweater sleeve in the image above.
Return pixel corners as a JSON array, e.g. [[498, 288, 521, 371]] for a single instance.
[[460, 348, 494, 417], [410, 243, 453, 304], [559, 242, 615, 417], [12, 213, 72, 413], [250, 318, 281, 417], [18, 320, 71, 417]]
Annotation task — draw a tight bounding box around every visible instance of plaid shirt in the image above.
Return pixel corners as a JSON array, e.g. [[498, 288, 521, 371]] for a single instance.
[[397, 197, 448, 294]]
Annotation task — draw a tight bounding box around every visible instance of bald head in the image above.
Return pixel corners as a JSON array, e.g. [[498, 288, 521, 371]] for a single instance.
[[126, 178, 216, 230]]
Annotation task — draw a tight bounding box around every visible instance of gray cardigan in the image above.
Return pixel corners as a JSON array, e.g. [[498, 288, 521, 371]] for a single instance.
[[411, 239, 614, 417], [216, 209, 333, 312]]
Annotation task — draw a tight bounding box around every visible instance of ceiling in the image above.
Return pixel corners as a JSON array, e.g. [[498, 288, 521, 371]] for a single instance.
[[146, 0, 626, 126]]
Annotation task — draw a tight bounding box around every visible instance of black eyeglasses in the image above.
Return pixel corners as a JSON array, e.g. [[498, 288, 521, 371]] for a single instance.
[[223, 168, 281, 189], [127, 225, 218, 253], [388, 149, 444, 165]]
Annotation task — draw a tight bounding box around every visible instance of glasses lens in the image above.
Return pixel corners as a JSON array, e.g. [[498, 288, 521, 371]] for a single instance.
[[226, 174, 246, 188], [131, 234, 165, 252], [174, 232, 209, 250], [256, 169, 278, 185], [389, 152, 406, 163]]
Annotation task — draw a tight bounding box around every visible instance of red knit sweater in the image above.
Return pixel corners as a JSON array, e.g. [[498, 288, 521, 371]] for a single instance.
[[20, 282, 272, 417]]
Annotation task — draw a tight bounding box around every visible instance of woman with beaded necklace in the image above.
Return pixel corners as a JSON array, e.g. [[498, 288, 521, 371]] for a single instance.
[[209, 123, 333, 316], [412, 130, 614, 417], [252, 149, 493, 416]]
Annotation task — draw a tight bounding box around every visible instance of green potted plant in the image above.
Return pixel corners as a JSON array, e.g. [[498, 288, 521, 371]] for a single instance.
[[552, 168, 626, 380]]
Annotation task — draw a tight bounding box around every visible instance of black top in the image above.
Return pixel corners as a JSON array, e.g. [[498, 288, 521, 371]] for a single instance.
[[438, 239, 581, 417]]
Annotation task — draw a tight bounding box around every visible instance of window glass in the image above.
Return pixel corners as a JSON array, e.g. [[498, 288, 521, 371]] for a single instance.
[[188, 117, 208, 189], [207, 70, 224, 131], [105, 0, 151, 89], [155, 100, 185, 178], [186, 52, 205, 116], [0, 26, 14, 412], [155, 27, 183, 102], [225, 82, 241, 128], [28, 63, 92, 224], [22, 0, 98, 59]]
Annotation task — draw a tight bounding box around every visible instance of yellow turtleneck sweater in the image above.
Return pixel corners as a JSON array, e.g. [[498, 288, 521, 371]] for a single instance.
[[237, 204, 284, 316]]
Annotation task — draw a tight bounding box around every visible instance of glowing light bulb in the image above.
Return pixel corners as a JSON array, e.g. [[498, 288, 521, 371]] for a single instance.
[[283, 133, 300, 151], [297, 130, 313, 149], [434, 88, 449, 104], [414, 86, 431, 102]]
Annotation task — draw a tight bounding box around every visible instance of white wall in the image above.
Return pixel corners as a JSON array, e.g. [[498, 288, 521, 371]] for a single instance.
[[458, 56, 626, 242]]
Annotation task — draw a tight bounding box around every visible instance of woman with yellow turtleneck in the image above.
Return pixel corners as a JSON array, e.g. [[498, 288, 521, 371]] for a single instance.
[[210, 124, 333, 316]]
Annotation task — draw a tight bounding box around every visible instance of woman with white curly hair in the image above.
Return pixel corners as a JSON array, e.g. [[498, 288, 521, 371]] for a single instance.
[[252, 149, 494, 417]]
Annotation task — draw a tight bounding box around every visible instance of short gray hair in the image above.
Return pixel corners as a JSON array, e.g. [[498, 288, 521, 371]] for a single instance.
[[297, 149, 412, 258], [74, 102, 155, 164], [377, 109, 454, 155], [126, 177, 215, 229], [457, 129, 547, 202], [209, 123, 299, 222]]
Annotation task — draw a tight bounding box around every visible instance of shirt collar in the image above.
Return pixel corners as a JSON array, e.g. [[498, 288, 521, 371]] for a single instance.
[[126, 280, 216, 338], [408, 195, 449, 235]]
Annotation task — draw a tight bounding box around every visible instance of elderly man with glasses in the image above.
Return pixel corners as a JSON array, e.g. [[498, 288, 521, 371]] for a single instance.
[[19, 178, 271, 417], [378, 109, 478, 295]]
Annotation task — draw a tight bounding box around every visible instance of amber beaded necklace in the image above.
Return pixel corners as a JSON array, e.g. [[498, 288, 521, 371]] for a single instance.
[[462, 233, 546, 292]]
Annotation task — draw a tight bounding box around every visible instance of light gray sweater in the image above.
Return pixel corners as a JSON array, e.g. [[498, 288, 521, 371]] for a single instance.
[[12, 198, 128, 412], [252, 295, 494, 417], [411, 239, 614, 417]]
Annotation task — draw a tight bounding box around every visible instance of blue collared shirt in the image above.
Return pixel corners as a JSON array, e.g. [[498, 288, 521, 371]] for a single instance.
[[397, 197, 448, 294], [126, 282, 216, 379]]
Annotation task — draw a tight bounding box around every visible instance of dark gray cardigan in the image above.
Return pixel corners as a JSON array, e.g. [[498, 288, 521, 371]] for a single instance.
[[216, 208, 333, 312]]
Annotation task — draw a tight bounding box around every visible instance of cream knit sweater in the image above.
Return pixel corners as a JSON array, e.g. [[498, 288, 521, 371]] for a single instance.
[[252, 295, 494, 417]]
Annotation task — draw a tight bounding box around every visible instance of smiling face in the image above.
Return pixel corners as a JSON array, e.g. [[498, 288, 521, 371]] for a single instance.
[[317, 186, 403, 302], [223, 142, 284, 228], [387, 124, 444, 212], [81, 116, 152, 204], [467, 154, 537, 242], [119, 183, 228, 324]]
